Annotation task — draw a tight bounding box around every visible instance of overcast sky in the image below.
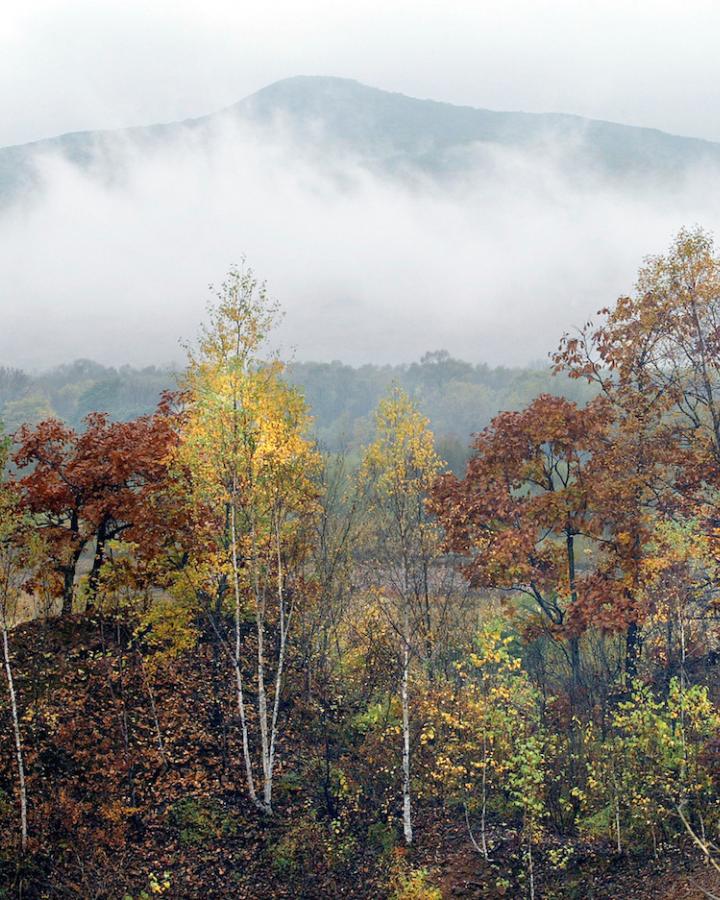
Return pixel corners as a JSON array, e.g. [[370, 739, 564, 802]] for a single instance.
[[2, 0, 720, 147]]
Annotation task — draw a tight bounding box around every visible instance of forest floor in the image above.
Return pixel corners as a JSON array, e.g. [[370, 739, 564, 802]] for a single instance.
[[0, 614, 716, 899], [434, 840, 720, 898], [406, 813, 720, 899]]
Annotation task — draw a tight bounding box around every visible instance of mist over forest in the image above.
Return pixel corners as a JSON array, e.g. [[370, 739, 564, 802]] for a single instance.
[[4, 77, 720, 370]]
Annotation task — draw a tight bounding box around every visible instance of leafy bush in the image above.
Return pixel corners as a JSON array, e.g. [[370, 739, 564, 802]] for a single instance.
[[388, 863, 442, 900], [269, 816, 327, 878], [367, 821, 397, 855], [167, 797, 236, 846]]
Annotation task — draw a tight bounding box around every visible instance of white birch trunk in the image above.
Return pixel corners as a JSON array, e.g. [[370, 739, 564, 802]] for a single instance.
[[230, 500, 259, 808], [250, 515, 272, 813], [267, 513, 290, 792], [2, 618, 27, 853], [527, 825, 535, 900], [256, 601, 272, 810], [401, 600, 413, 845], [480, 728, 489, 858]]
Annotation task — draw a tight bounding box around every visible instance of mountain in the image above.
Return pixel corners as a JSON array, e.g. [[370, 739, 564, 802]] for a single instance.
[[3, 75, 720, 203], [235, 76, 720, 176]]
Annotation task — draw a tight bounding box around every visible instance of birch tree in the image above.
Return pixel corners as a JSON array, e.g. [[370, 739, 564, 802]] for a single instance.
[[0, 431, 29, 853], [359, 387, 445, 845], [178, 266, 319, 813]]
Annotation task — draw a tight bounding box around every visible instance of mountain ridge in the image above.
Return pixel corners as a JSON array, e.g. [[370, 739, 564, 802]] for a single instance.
[[2, 75, 720, 202], [6, 75, 720, 152]]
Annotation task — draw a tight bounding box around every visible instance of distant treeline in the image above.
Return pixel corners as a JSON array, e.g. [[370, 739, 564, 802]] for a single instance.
[[0, 359, 178, 434], [0, 351, 596, 470]]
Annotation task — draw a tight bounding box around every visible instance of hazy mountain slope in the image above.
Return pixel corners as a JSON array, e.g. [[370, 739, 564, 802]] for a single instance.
[[231, 76, 720, 175], [2, 75, 720, 203]]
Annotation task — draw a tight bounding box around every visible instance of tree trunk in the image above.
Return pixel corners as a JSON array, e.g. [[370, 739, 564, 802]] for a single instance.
[[664, 617, 674, 698], [401, 601, 413, 845], [2, 620, 27, 853], [480, 728, 489, 858], [625, 620, 640, 683], [255, 574, 272, 812], [612, 766, 622, 853], [421, 556, 434, 679], [565, 531, 582, 690], [60, 564, 75, 617], [86, 517, 109, 610], [60, 546, 84, 617], [230, 500, 259, 809], [569, 635, 581, 690], [465, 730, 490, 859], [527, 823, 535, 900], [267, 515, 290, 812], [59, 512, 84, 617]]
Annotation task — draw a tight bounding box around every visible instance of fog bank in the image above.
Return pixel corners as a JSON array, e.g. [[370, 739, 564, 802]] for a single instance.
[[2, 119, 719, 369]]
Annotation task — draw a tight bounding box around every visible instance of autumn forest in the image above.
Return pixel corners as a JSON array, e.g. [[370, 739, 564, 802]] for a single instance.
[[4, 228, 720, 898]]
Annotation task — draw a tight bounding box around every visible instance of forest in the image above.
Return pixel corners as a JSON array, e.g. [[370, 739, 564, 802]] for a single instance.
[[0, 352, 596, 470], [2, 227, 720, 898]]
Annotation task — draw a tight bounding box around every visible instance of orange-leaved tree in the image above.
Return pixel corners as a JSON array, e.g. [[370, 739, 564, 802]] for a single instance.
[[13, 397, 180, 616], [429, 393, 611, 689], [553, 229, 710, 678]]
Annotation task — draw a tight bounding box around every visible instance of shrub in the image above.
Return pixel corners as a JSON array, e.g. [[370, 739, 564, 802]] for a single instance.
[[269, 816, 326, 878], [167, 797, 236, 846], [367, 821, 397, 855], [388, 862, 442, 900]]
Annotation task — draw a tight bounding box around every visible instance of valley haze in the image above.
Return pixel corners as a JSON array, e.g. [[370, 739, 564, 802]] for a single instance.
[[2, 75, 720, 370]]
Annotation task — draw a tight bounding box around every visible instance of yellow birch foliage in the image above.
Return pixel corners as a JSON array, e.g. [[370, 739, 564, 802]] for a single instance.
[[174, 267, 320, 609]]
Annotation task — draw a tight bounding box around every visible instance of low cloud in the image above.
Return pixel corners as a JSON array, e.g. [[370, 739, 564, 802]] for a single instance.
[[2, 119, 720, 370]]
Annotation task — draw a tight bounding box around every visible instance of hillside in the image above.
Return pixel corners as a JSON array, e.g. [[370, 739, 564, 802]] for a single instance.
[[4, 236, 720, 899], [2, 614, 717, 898]]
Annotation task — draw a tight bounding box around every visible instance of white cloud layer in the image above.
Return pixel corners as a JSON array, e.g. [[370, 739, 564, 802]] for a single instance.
[[1, 120, 719, 370]]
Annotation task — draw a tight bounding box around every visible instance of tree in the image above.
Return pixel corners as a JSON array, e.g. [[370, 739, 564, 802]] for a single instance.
[[575, 228, 720, 470], [359, 387, 448, 844], [417, 619, 547, 870], [0, 429, 30, 853], [582, 680, 720, 856], [639, 519, 718, 694], [553, 229, 714, 679], [13, 399, 179, 616], [177, 265, 320, 813], [430, 393, 610, 689]]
